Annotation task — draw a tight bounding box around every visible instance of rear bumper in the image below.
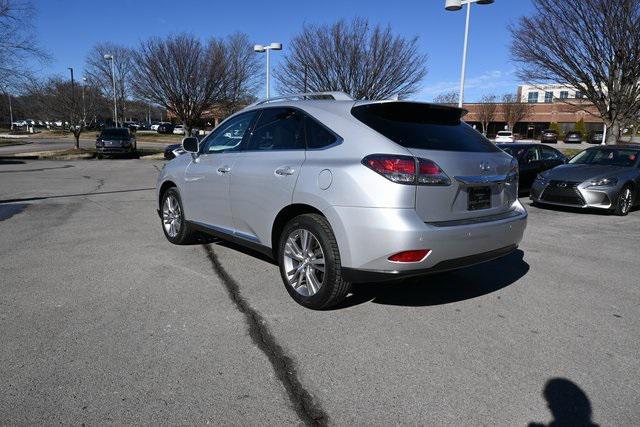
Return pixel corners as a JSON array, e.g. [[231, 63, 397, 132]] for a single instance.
[[342, 244, 517, 283], [323, 201, 527, 277]]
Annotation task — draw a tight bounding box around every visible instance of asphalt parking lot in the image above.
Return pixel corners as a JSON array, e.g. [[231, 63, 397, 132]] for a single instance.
[[1, 158, 639, 425]]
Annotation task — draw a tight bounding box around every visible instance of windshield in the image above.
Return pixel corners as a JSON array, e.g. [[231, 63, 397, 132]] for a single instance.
[[569, 148, 638, 167], [100, 129, 129, 139], [351, 102, 499, 152]]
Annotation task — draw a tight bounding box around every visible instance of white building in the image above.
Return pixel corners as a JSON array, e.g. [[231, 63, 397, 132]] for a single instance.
[[517, 84, 585, 104]]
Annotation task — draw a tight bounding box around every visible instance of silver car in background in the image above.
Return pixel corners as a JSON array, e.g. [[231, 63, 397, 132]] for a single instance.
[[531, 144, 640, 216], [156, 92, 527, 309]]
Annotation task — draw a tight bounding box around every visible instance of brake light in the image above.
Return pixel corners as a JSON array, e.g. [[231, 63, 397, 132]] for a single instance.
[[362, 155, 450, 186], [363, 155, 416, 184], [388, 249, 431, 263]]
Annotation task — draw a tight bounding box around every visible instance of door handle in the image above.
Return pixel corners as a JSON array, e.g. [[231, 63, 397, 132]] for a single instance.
[[217, 166, 231, 174], [275, 166, 295, 176]]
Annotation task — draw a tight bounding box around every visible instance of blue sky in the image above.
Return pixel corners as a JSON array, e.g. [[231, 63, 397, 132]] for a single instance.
[[32, 0, 534, 102]]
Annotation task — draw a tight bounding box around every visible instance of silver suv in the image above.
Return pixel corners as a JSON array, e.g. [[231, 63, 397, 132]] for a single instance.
[[157, 92, 527, 309]]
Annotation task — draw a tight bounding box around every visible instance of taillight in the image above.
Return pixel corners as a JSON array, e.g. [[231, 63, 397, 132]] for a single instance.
[[388, 249, 431, 263], [417, 159, 450, 186], [362, 155, 450, 186], [362, 155, 416, 184]]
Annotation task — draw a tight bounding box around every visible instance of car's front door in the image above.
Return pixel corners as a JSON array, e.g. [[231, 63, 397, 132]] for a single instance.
[[183, 111, 257, 233], [229, 107, 306, 246]]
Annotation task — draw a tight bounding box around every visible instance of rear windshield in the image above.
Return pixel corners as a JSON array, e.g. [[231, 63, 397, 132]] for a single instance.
[[351, 102, 499, 152], [497, 131, 512, 136], [101, 128, 129, 138]]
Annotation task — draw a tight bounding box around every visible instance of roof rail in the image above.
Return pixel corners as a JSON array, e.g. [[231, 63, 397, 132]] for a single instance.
[[248, 91, 354, 107]]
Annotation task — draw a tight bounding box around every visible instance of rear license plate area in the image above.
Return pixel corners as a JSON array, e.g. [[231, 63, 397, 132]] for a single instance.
[[468, 186, 491, 210]]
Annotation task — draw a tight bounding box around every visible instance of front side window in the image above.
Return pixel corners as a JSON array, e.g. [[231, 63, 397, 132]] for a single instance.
[[525, 146, 541, 162], [540, 146, 562, 160], [527, 92, 539, 103], [201, 112, 256, 153], [246, 108, 304, 151]]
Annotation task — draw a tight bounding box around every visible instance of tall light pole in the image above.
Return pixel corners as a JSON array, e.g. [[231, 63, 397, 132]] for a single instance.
[[103, 54, 118, 126], [68, 67, 75, 129], [254, 42, 282, 99], [81, 77, 87, 126], [445, 0, 495, 108], [4, 86, 13, 130]]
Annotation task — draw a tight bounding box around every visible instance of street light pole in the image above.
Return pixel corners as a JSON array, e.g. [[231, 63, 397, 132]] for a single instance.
[[82, 77, 87, 126], [254, 43, 282, 99], [445, 0, 495, 108], [68, 67, 75, 128], [6, 90, 13, 130], [104, 54, 118, 126]]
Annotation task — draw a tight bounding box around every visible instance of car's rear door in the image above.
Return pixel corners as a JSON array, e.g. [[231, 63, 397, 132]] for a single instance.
[[228, 107, 306, 246]]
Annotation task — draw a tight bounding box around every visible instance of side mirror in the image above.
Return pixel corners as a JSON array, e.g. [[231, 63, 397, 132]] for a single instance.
[[182, 136, 199, 153]]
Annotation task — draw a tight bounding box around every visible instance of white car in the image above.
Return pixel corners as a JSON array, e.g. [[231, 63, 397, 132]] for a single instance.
[[12, 120, 27, 127], [173, 125, 186, 135], [495, 131, 515, 143]]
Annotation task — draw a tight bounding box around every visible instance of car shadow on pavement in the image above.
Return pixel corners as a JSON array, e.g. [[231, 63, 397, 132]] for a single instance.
[[528, 378, 598, 427], [336, 249, 529, 308], [0, 158, 26, 165]]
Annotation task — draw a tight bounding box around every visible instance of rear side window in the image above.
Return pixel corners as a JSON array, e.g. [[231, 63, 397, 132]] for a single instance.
[[352, 102, 499, 152], [304, 115, 337, 149], [247, 108, 304, 151]]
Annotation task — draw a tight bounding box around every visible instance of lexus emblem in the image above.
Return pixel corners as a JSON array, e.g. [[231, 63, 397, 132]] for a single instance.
[[480, 161, 491, 172], [557, 182, 567, 188]]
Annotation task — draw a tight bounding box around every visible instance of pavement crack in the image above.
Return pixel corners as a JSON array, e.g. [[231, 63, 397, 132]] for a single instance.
[[203, 244, 328, 426]]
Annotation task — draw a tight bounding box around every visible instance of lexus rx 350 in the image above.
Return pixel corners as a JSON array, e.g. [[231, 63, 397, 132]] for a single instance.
[[156, 93, 527, 309]]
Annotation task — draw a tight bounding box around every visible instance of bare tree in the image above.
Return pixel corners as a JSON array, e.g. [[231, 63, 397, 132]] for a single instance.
[[477, 94, 498, 135], [26, 77, 105, 148], [84, 43, 133, 124], [217, 33, 262, 117], [130, 34, 226, 135], [501, 94, 533, 134], [0, 0, 49, 90], [433, 91, 459, 105], [275, 17, 428, 100], [510, 0, 640, 144]]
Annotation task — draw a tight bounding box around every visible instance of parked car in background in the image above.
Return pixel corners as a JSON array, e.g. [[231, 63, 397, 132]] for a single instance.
[[540, 129, 558, 143], [152, 122, 170, 132], [12, 120, 27, 127], [163, 143, 186, 160], [495, 131, 515, 142], [96, 127, 137, 158], [173, 125, 186, 135], [157, 94, 527, 309], [588, 130, 604, 144], [498, 143, 567, 193], [531, 145, 640, 216], [564, 131, 583, 143], [157, 123, 175, 134]]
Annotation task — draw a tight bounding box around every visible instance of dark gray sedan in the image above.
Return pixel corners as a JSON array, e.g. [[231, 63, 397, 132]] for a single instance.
[[530, 145, 640, 215]]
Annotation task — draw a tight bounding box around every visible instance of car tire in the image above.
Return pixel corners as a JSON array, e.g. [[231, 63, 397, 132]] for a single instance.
[[613, 185, 634, 216], [96, 153, 103, 160], [278, 213, 351, 310], [160, 187, 196, 244]]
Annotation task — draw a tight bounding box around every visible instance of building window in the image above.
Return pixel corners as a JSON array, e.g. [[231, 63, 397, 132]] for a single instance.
[[575, 91, 583, 99], [527, 91, 539, 103], [545, 91, 553, 103], [560, 91, 569, 99]]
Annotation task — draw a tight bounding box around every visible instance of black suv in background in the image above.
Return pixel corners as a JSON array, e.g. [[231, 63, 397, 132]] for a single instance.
[[540, 129, 558, 143], [157, 123, 175, 134], [96, 127, 137, 158]]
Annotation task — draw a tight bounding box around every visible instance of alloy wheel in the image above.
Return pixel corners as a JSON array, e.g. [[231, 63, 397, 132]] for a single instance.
[[162, 194, 182, 238], [283, 229, 325, 297], [619, 188, 632, 214]]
